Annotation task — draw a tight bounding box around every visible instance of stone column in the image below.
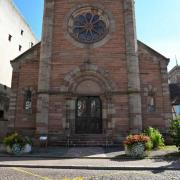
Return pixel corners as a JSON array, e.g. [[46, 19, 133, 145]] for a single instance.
[[36, 0, 55, 135], [124, 0, 142, 133], [160, 60, 172, 131]]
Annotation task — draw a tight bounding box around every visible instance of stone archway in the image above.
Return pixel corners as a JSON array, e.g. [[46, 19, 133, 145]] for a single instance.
[[61, 63, 117, 135], [60, 63, 117, 94]]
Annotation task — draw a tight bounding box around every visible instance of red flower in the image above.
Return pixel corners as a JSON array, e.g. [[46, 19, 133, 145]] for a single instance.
[[124, 134, 150, 145]]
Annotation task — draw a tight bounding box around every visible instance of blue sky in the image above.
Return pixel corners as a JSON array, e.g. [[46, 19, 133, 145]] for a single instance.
[[13, 0, 44, 39], [13, 0, 180, 70]]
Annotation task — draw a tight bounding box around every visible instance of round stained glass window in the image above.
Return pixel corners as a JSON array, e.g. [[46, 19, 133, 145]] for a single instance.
[[68, 7, 109, 44]]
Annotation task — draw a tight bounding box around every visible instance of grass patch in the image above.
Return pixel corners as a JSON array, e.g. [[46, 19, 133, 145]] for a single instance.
[[158, 145, 178, 151]]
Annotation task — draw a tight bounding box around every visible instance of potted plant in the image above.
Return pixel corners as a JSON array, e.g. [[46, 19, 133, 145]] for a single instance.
[[3, 133, 32, 155], [3, 133, 23, 154], [124, 134, 150, 158], [22, 137, 33, 153]]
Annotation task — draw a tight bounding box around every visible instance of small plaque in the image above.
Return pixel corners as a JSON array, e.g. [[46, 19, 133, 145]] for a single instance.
[[39, 136, 47, 141]]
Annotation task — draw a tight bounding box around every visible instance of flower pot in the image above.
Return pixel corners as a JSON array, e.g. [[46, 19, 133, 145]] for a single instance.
[[6, 146, 12, 154], [12, 143, 22, 155], [125, 142, 146, 158], [23, 144, 32, 153]]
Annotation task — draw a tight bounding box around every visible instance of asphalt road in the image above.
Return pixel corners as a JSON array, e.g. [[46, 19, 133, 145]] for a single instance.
[[0, 167, 180, 180]]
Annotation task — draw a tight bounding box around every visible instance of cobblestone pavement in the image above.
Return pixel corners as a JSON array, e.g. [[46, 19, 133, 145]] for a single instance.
[[0, 167, 180, 180]]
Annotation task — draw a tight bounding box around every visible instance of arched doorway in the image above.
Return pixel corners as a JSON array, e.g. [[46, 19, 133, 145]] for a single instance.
[[61, 64, 117, 136], [75, 96, 102, 134]]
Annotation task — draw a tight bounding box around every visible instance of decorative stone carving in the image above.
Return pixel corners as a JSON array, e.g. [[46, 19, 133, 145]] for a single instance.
[[144, 85, 157, 96], [61, 63, 117, 94]]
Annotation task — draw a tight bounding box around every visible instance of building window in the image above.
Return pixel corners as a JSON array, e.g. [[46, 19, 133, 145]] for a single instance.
[[19, 45, 22, 51], [8, 34, 12, 41], [147, 94, 156, 112], [24, 90, 32, 111], [21, 30, 24, 35], [68, 7, 109, 44], [31, 42, 33, 47]]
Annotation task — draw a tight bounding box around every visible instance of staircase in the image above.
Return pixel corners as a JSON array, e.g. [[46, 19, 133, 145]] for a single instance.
[[49, 134, 114, 147]]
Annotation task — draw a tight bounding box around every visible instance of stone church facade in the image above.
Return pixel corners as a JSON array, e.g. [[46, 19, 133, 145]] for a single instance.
[[8, 0, 172, 145]]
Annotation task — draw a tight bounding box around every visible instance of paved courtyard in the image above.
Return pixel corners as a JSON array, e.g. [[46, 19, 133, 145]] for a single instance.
[[0, 167, 180, 180], [0, 147, 179, 179], [0, 146, 179, 159]]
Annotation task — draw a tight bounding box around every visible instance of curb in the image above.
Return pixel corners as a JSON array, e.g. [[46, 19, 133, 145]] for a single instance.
[[0, 155, 179, 161], [0, 155, 131, 159], [0, 164, 179, 171]]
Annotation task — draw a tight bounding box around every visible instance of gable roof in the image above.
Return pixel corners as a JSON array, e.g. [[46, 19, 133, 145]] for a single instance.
[[11, 42, 41, 63], [138, 40, 170, 63]]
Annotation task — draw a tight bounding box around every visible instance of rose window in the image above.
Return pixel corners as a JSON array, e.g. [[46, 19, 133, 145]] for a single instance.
[[68, 7, 109, 44]]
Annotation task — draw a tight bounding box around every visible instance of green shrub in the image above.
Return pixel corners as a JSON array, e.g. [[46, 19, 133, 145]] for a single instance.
[[169, 116, 180, 150], [24, 136, 33, 145], [3, 133, 32, 148], [145, 140, 153, 151], [3, 133, 25, 148], [144, 127, 165, 149]]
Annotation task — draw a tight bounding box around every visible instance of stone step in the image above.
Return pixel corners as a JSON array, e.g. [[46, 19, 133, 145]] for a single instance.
[[49, 135, 112, 142], [50, 139, 114, 146], [48, 134, 115, 146]]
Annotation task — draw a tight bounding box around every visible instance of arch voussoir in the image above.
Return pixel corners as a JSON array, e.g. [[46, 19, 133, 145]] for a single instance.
[[61, 64, 117, 94]]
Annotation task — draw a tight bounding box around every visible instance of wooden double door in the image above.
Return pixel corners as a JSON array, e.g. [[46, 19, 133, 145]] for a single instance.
[[75, 96, 102, 134]]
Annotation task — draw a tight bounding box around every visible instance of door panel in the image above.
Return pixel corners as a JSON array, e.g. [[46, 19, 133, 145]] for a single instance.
[[75, 96, 102, 134]]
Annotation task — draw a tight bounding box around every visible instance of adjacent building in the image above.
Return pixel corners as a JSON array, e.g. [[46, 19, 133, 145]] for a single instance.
[[169, 65, 180, 116], [0, 84, 10, 139], [0, 0, 38, 87], [8, 0, 172, 145], [169, 65, 180, 84]]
